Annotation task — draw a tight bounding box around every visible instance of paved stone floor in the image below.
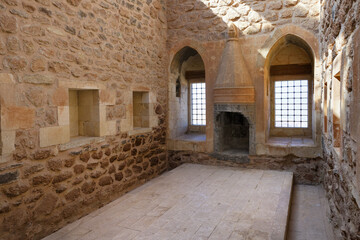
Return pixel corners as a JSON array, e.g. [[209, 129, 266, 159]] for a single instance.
[[288, 185, 335, 240], [44, 164, 293, 240]]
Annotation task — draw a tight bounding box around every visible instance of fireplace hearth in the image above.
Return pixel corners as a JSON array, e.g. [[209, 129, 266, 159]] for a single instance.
[[213, 104, 255, 162]]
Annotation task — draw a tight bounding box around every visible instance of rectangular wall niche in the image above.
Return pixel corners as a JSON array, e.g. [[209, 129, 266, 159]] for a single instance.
[[133, 91, 149, 129], [69, 90, 100, 138]]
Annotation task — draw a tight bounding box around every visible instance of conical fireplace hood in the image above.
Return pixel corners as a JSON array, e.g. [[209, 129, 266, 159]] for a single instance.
[[214, 24, 255, 103]]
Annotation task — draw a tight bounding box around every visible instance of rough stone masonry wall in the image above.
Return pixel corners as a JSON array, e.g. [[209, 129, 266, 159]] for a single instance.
[[320, 0, 360, 239], [168, 151, 324, 185], [0, 0, 168, 239], [167, 0, 320, 42]]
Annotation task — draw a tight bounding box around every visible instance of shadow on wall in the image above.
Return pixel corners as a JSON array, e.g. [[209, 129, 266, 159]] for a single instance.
[[167, 0, 320, 42]]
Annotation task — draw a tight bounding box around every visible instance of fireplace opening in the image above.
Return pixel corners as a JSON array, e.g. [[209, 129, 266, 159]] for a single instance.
[[216, 112, 249, 154]]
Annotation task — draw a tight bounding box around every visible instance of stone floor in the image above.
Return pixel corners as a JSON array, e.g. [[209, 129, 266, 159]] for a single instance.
[[288, 185, 335, 240], [43, 164, 293, 240]]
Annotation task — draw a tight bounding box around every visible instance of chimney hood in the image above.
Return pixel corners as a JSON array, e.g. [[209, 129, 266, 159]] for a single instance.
[[214, 24, 255, 104]]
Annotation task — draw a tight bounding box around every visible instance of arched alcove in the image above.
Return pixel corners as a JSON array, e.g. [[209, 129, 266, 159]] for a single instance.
[[264, 34, 315, 140], [168, 46, 206, 141]]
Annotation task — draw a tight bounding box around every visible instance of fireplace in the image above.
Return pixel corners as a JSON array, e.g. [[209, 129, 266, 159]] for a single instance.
[[212, 25, 256, 161], [213, 104, 255, 161], [216, 112, 249, 153]]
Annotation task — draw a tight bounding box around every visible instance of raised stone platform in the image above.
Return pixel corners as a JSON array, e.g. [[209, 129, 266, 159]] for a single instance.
[[43, 164, 293, 240]]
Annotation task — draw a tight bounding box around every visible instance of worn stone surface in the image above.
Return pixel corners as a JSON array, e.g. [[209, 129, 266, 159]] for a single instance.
[[44, 164, 293, 240]]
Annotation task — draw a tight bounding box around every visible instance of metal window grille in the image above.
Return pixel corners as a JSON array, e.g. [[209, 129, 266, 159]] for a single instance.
[[190, 82, 206, 126], [274, 80, 308, 128]]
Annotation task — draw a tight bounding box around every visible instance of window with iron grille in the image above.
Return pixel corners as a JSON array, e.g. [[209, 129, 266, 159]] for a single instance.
[[190, 82, 206, 126], [274, 80, 308, 128]]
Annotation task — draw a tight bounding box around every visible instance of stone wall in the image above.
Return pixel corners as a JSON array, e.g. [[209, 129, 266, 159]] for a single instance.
[[320, 0, 360, 239], [167, 0, 320, 42], [168, 150, 324, 185], [0, 0, 168, 239]]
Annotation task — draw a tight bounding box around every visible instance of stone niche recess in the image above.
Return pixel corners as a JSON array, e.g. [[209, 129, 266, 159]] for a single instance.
[[39, 81, 117, 149], [69, 90, 100, 138], [133, 91, 150, 129]]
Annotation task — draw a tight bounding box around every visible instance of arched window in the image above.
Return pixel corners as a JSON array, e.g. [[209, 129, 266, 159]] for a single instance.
[[169, 47, 206, 139], [269, 35, 314, 137]]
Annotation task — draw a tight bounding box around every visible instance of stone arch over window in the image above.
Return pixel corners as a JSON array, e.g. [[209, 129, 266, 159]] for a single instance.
[[268, 35, 314, 137], [168, 46, 207, 144], [257, 26, 321, 143]]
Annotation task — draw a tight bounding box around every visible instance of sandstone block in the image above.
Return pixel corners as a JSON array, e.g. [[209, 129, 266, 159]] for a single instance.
[[21, 74, 54, 84], [2, 183, 29, 198], [90, 170, 102, 179], [48, 159, 63, 171], [30, 57, 46, 72], [67, 0, 82, 7], [0, 15, 17, 33], [244, 23, 261, 35], [32, 150, 51, 160], [65, 188, 80, 201], [284, 0, 298, 7], [227, 8, 240, 20], [52, 171, 72, 184], [32, 174, 52, 186], [58, 106, 69, 126], [1, 130, 15, 156], [264, 12, 278, 22], [80, 152, 90, 162], [81, 180, 95, 194], [268, 1, 282, 10], [3, 56, 27, 70], [108, 165, 115, 174], [100, 120, 117, 137], [294, 4, 309, 17], [115, 172, 123, 181], [281, 9, 293, 19], [98, 176, 113, 186], [22, 24, 44, 36], [248, 11, 262, 23], [1, 106, 35, 130], [52, 87, 68, 106], [24, 164, 44, 177], [22, 2, 35, 12], [9, 8, 29, 19], [48, 61, 70, 74], [64, 158, 75, 167], [6, 36, 20, 52], [39, 125, 70, 147], [23, 39, 34, 55], [73, 164, 85, 174]]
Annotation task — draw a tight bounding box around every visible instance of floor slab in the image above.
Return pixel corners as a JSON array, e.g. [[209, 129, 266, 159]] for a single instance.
[[43, 164, 293, 240], [288, 184, 335, 240]]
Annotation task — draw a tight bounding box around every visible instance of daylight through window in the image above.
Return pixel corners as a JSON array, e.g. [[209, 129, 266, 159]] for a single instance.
[[274, 80, 308, 128], [190, 82, 206, 126]]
